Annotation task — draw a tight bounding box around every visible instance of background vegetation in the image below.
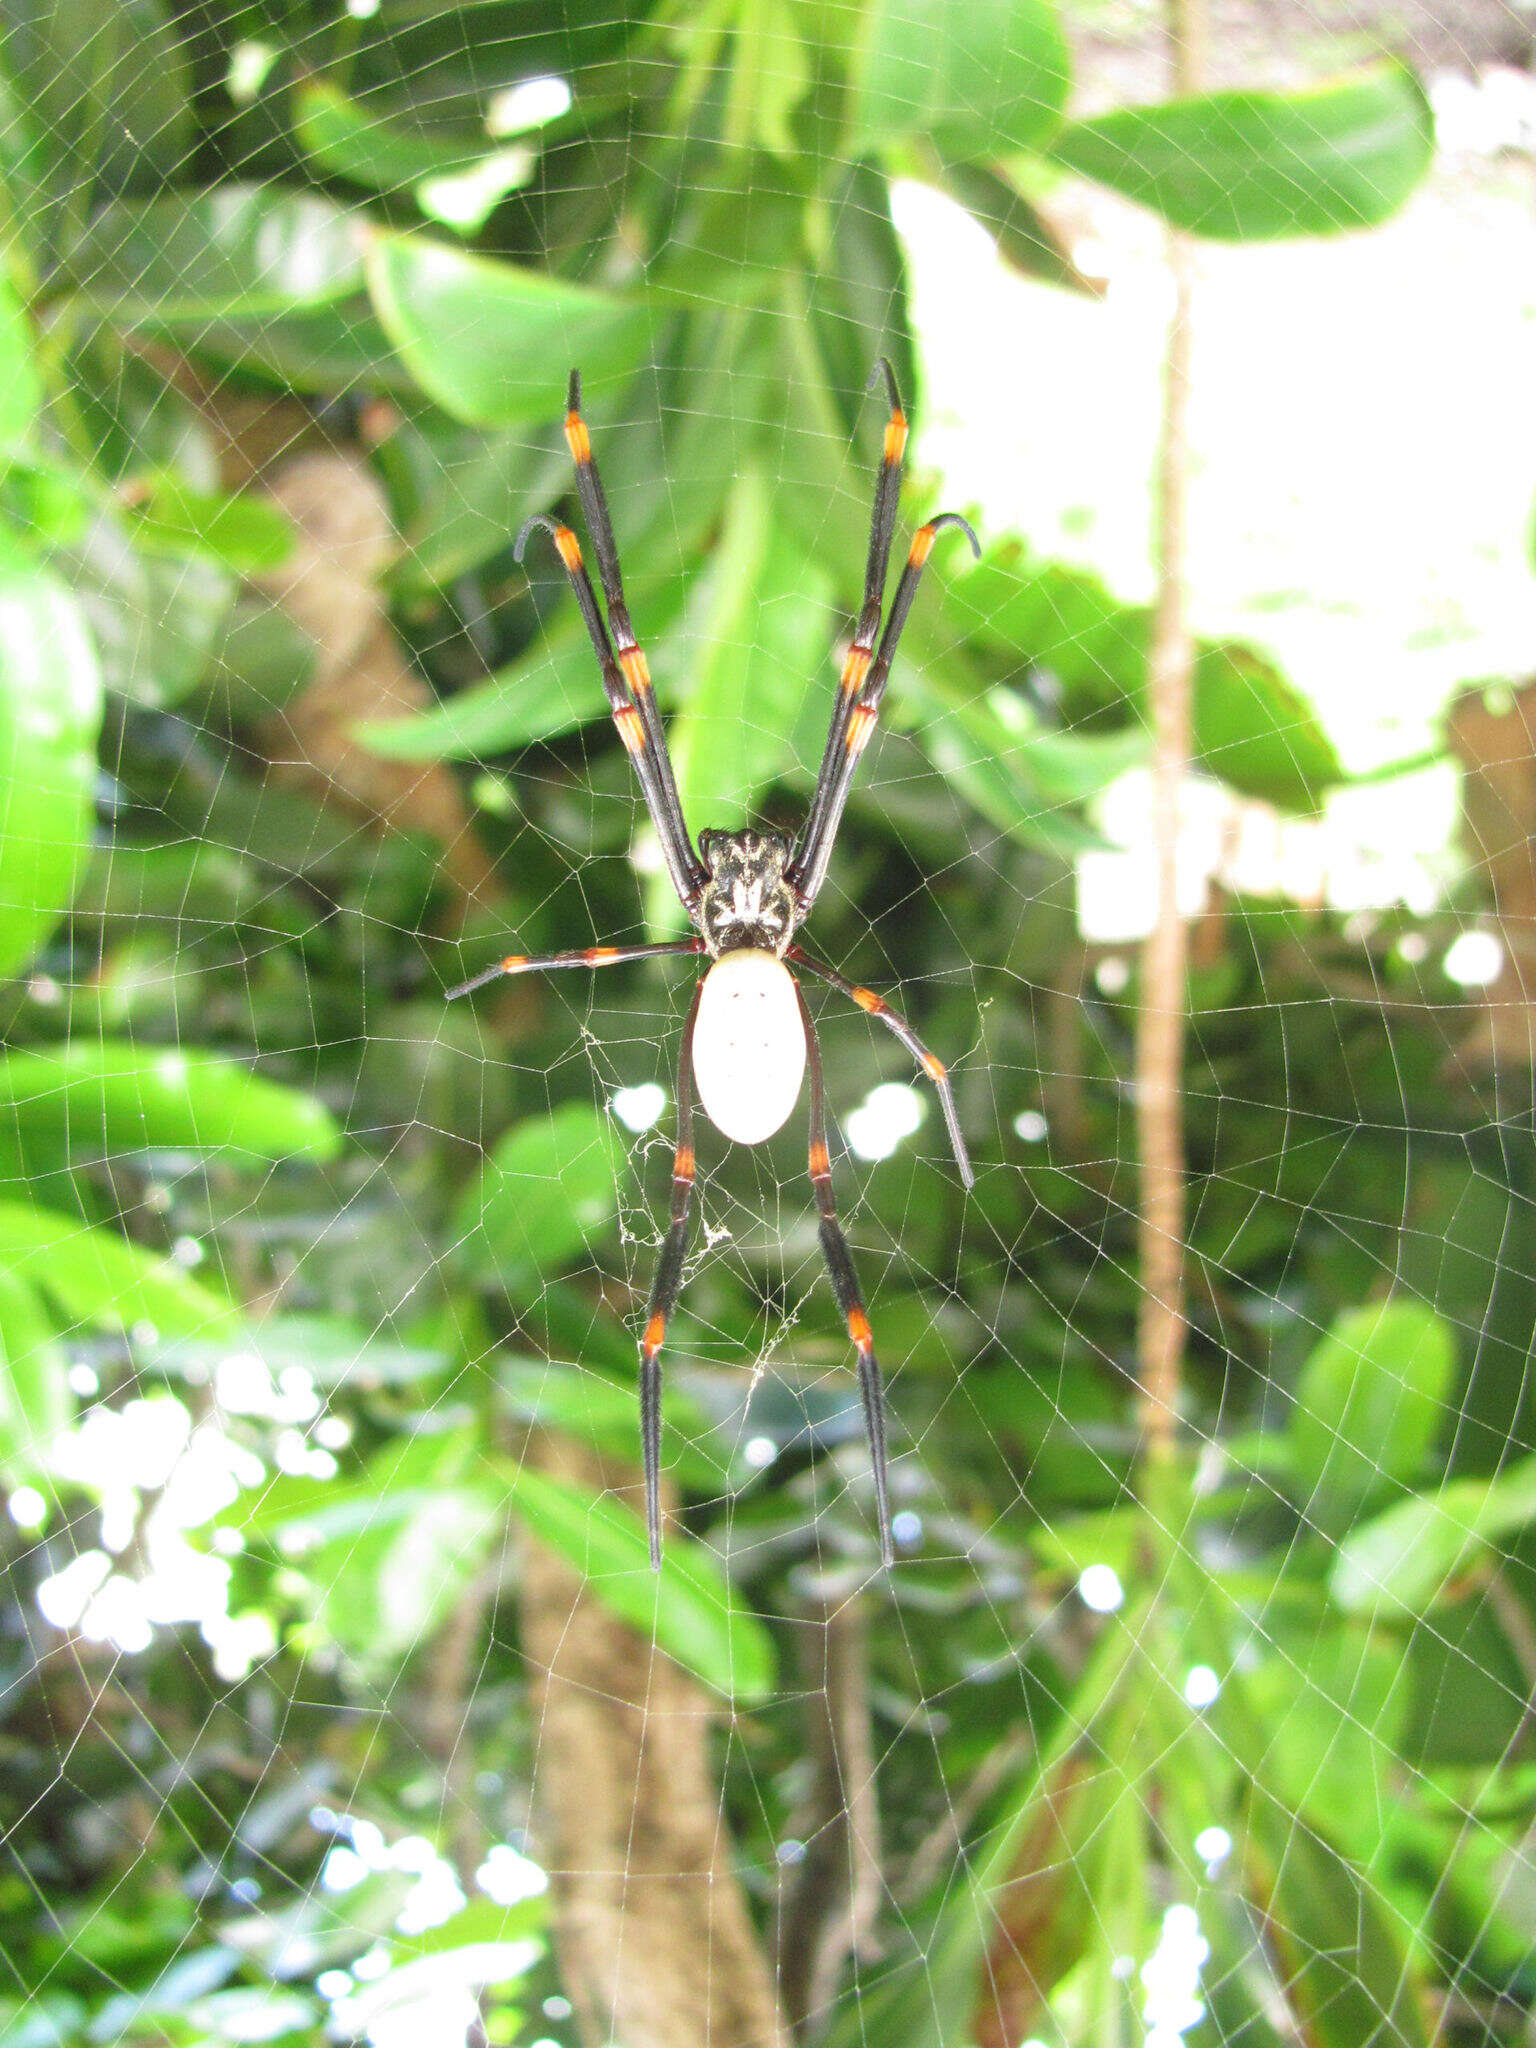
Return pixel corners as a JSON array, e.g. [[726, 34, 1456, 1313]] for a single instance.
[[0, 2, 1530, 2045]]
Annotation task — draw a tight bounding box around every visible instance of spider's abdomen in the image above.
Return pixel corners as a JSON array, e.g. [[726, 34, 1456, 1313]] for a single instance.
[[692, 950, 806, 1146]]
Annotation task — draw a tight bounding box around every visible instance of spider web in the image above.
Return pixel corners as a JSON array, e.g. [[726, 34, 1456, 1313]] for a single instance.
[[3, 6, 1536, 2048]]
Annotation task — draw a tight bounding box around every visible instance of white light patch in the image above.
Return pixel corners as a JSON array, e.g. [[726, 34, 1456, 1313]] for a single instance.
[[1079, 1563, 1124, 1613], [846, 1081, 924, 1164], [1141, 1902, 1209, 2043], [9, 1486, 46, 1529], [1443, 929, 1503, 988], [890, 1509, 922, 1550], [344, 0, 378, 18], [1195, 1825, 1232, 1865], [611, 1082, 666, 1133], [418, 148, 534, 233], [227, 40, 277, 102], [1014, 1109, 1047, 1142], [487, 75, 572, 137], [743, 1435, 777, 1470], [476, 1842, 548, 1907], [1184, 1664, 1220, 1709]]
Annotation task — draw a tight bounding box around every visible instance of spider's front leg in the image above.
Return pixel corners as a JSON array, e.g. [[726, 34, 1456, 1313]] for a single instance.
[[638, 977, 704, 1568], [795, 983, 896, 1568]]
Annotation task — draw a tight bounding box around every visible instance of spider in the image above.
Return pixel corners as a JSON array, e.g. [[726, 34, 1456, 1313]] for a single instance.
[[451, 363, 978, 1569]]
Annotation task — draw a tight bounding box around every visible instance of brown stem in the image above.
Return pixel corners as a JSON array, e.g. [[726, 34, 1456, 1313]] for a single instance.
[[777, 1596, 882, 2039], [516, 1434, 789, 2048], [1136, 0, 1202, 1467]]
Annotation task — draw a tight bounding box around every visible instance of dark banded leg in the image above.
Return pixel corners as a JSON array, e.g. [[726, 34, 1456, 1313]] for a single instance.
[[447, 937, 704, 1002], [798, 361, 909, 876], [790, 947, 973, 1188], [517, 508, 704, 919], [790, 509, 980, 914], [639, 976, 703, 1569], [796, 981, 895, 1569], [560, 372, 703, 905]]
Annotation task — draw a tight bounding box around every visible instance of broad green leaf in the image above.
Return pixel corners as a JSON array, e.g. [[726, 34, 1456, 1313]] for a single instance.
[[454, 1104, 624, 1297], [124, 478, 296, 574], [0, 1202, 236, 1337], [0, 563, 103, 974], [60, 188, 366, 325], [1331, 1454, 1536, 1618], [0, 1269, 67, 1482], [1194, 640, 1343, 811], [499, 1358, 718, 1489], [294, 80, 536, 232], [362, 577, 678, 761], [667, 467, 831, 828], [851, 0, 1070, 160], [1290, 1300, 1455, 1521], [294, 78, 502, 191], [902, 660, 1142, 856], [502, 1463, 774, 1703], [939, 163, 1104, 296], [1240, 1783, 1430, 2047], [1047, 63, 1434, 240], [366, 232, 651, 428], [0, 1041, 341, 1162], [235, 1428, 506, 1665], [63, 510, 234, 705]]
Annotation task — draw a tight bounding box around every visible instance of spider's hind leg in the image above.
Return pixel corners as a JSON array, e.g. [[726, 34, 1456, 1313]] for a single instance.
[[795, 983, 896, 1569], [638, 977, 704, 1568]]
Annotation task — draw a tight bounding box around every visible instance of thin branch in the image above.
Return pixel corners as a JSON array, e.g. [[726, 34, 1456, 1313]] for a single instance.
[[1136, 0, 1203, 1467]]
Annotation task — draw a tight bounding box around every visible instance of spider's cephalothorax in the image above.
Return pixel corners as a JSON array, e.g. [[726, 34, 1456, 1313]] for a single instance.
[[451, 362, 980, 1573], [697, 828, 798, 958]]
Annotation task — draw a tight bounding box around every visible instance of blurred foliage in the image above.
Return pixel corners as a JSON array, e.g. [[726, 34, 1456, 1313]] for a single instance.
[[0, 1, 1529, 2046]]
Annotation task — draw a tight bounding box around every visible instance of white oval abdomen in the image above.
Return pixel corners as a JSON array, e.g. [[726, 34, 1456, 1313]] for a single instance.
[[692, 950, 806, 1146]]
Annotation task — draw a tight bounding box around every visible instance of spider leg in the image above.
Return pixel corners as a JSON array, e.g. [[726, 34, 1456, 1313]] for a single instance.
[[799, 362, 909, 842], [790, 947, 973, 1188], [446, 937, 703, 1001], [639, 975, 704, 1569], [557, 369, 704, 908], [789, 509, 980, 915], [517, 502, 704, 920], [796, 980, 895, 1569]]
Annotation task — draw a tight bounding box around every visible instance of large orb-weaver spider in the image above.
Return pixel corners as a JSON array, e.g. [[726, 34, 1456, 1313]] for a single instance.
[[451, 364, 978, 1568]]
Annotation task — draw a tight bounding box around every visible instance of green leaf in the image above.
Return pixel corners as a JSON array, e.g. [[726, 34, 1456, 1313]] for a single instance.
[[902, 661, 1143, 856], [365, 232, 652, 428], [0, 1269, 68, 1483], [1047, 62, 1434, 240], [366, 550, 695, 761], [0, 1202, 236, 1337], [502, 1464, 775, 1703], [1290, 1300, 1455, 1522], [1240, 1783, 1431, 2047], [294, 79, 535, 232], [124, 478, 296, 574], [60, 188, 366, 325], [294, 78, 501, 191], [1330, 1455, 1536, 1618], [667, 467, 831, 827], [498, 1358, 718, 1490], [851, 0, 1070, 159], [0, 1041, 341, 1163], [454, 1104, 624, 1297], [0, 563, 104, 975], [0, 0, 191, 230], [63, 510, 234, 705], [1193, 639, 1344, 812]]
